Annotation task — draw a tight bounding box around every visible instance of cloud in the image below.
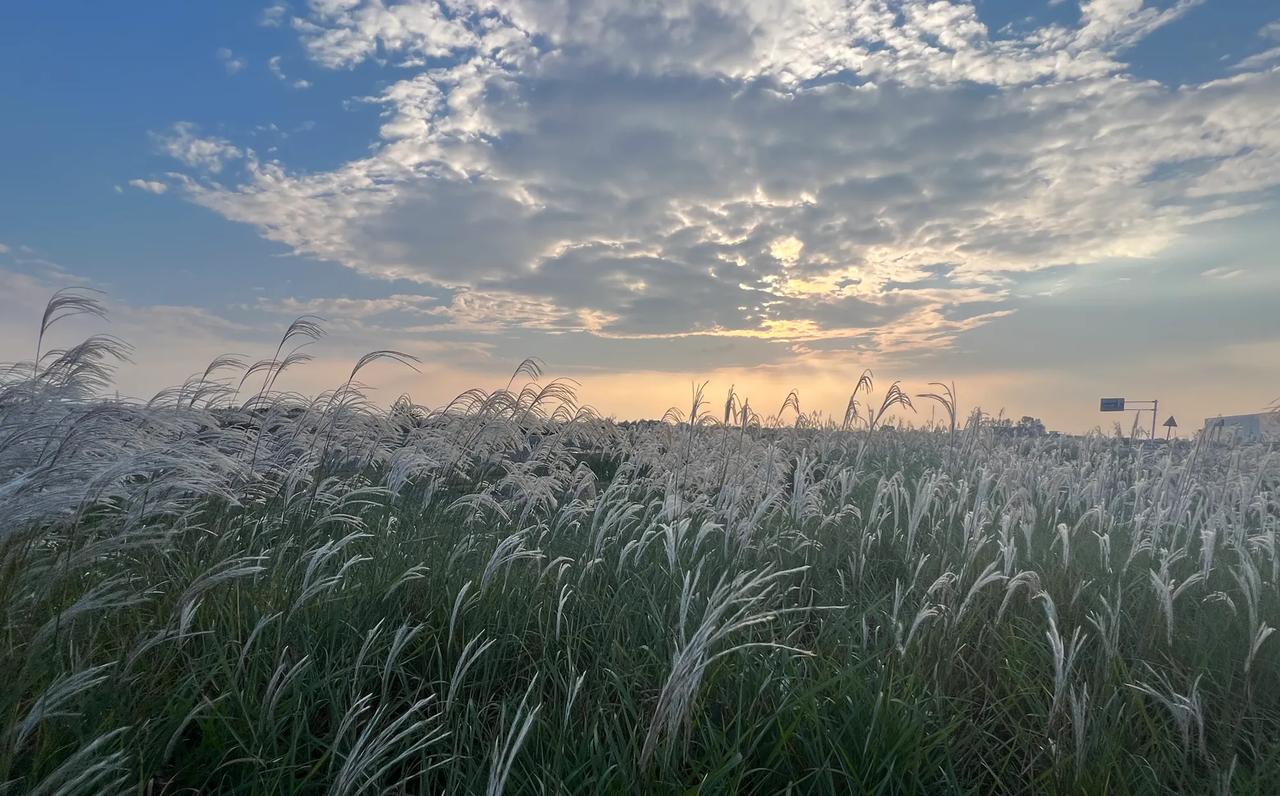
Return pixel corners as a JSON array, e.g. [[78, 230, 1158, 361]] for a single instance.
[[128, 179, 168, 195], [153, 122, 244, 173], [286, 0, 1206, 87], [1229, 17, 1280, 71], [1073, 0, 1203, 51], [1233, 45, 1280, 72], [158, 0, 1280, 363], [292, 0, 483, 69], [267, 55, 311, 89], [0, 264, 503, 406], [216, 47, 246, 75], [261, 2, 288, 28]]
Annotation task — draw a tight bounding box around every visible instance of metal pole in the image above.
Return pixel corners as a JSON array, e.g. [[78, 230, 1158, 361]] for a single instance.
[[1152, 400, 1158, 441]]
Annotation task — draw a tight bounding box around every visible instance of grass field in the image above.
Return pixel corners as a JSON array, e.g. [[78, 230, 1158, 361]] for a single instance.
[[2, 292, 1278, 794]]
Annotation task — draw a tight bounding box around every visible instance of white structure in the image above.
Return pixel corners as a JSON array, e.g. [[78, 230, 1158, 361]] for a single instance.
[[1203, 412, 1280, 443]]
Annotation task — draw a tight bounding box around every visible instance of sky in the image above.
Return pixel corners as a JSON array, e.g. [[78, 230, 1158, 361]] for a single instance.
[[2, 0, 1279, 433]]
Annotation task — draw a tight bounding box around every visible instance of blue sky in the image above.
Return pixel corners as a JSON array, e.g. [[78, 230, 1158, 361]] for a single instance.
[[2, 0, 1278, 431]]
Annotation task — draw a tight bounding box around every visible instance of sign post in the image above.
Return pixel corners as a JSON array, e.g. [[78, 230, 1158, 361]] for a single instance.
[[1163, 416, 1178, 440], [1099, 397, 1160, 439]]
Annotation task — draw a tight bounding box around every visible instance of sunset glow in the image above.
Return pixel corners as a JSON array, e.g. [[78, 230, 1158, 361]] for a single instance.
[[3, 1, 1278, 431]]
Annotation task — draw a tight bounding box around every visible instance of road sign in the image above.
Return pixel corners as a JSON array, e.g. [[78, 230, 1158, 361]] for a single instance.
[[1163, 416, 1178, 428], [1099, 397, 1161, 438]]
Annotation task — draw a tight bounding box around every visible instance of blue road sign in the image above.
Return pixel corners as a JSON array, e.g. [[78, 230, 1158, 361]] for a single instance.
[[1100, 398, 1126, 412]]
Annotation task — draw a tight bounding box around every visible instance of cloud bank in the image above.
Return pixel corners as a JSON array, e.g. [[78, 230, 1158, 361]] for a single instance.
[[158, 0, 1280, 363]]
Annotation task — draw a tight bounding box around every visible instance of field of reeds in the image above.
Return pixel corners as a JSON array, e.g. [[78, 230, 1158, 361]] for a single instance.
[[2, 290, 1279, 794]]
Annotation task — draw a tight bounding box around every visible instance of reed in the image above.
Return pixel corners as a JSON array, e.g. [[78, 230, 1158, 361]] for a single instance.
[[1, 292, 1278, 793]]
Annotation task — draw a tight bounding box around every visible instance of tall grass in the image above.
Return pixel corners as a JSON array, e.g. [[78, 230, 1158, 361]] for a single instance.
[[1, 291, 1278, 793]]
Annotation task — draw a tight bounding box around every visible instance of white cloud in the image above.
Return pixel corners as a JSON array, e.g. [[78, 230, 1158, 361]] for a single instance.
[[158, 1, 1280, 357], [216, 47, 246, 75], [1230, 19, 1280, 71], [261, 2, 288, 28], [267, 55, 311, 89], [1073, 0, 1203, 51], [256, 292, 438, 320], [435, 290, 615, 334], [128, 179, 168, 195], [154, 122, 244, 173], [292, 0, 483, 69], [1233, 45, 1280, 72], [284, 0, 1207, 88]]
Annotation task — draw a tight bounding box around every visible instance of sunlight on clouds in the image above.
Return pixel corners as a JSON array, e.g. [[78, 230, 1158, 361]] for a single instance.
[[768, 236, 804, 264], [135, 0, 1280, 420]]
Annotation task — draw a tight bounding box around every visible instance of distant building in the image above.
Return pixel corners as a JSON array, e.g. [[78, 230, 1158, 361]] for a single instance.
[[1203, 412, 1280, 443]]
